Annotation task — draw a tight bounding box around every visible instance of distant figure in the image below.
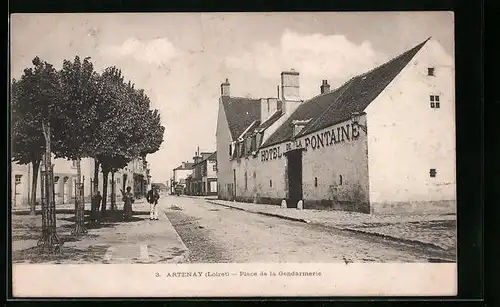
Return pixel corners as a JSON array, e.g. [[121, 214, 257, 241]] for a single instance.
[[147, 186, 160, 220], [122, 186, 135, 220], [91, 191, 103, 222]]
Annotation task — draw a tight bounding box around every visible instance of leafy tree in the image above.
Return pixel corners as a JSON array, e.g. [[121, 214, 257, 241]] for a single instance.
[[93, 68, 165, 218], [54, 56, 100, 236], [11, 78, 45, 215], [18, 57, 62, 252]]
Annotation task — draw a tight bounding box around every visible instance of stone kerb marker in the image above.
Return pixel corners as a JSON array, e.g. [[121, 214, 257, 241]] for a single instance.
[[297, 200, 303, 210], [281, 199, 287, 208]]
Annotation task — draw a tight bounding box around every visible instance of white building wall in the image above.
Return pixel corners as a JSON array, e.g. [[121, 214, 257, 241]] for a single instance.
[[216, 98, 234, 200], [231, 154, 287, 204], [364, 39, 456, 213], [174, 169, 192, 184], [298, 120, 370, 211], [207, 160, 217, 178]]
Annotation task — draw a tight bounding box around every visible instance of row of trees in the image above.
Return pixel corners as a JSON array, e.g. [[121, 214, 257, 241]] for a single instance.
[[11, 56, 165, 253]]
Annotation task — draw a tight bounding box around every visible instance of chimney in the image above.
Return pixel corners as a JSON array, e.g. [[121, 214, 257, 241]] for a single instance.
[[320, 80, 330, 94], [221, 78, 230, 97], [280, 70, 301, 116], [281, 70, 300, 102]]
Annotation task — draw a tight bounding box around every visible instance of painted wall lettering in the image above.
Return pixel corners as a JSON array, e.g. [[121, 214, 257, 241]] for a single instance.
[[260, 145, 283, 162], [303, 123, 360, 151], [352, 124, 360, 139], [259, 122, 361, 161]]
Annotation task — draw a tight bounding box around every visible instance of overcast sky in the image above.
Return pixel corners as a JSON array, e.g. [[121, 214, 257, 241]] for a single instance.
[[10, 12, 454, 183]]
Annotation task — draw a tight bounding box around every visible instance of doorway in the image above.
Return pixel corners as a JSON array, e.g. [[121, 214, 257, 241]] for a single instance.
[[286, 149, 303, 208]]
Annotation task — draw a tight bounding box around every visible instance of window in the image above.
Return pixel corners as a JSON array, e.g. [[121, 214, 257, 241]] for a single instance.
[[15, 174, 22, 184], [229, 144, 232, 156], [244, 172, 248, 190], [430, 95, 440, 109], [339, 175, 343, 185], [430, 168, 437, 178], [269, 180, 272, 187], [213, 164, 217, 172], [428, 67, 435, 76], [251, 135, 257, 152], [253, 171, 256, 179], [267, 100, 270, 113], [314, 177, 318, 187]]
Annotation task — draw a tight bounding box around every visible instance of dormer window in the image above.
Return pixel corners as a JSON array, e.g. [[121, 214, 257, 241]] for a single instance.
[[292, 119, 311, 137], [428, 67, 435, 76], [293, 125, 305, 137]]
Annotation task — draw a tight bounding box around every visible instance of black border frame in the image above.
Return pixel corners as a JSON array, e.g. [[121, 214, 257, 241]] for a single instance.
[[5, 0, 485, 304]]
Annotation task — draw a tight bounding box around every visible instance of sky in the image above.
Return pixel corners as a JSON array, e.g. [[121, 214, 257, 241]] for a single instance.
[[10, 12, 454, 184]]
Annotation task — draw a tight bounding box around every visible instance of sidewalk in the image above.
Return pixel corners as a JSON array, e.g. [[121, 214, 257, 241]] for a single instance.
[[205, 198, 456, 254], [12, 198, 147, 214], [11, 200, 188, 264]]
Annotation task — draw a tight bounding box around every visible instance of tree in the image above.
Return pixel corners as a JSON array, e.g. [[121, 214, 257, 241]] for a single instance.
[[53, 56, 100, 236], [19, 57, 62, 253], [93, 68, 164, 218], [11, 78, 45, 215]]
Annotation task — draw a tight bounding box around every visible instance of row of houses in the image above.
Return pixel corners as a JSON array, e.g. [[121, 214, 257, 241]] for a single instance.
[[11, 155, 150, 208], [171, 148, 218, 196], [215, 37, 456, 214]]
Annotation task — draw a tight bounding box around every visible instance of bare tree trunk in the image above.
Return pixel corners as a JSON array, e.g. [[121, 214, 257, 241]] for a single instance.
[[101, 167, 110, 216], [72, 158, 87, 236], [91, 159, 99, 217], [30, 159, 41, 215], [110, 171, 116, 211], [37, 121, 61, 253]]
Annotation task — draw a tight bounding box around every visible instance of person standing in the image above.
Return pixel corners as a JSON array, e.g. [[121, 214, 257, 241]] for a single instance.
[[91, 191, 103, 223], [121, 186, 135, 220], [147, 186, 160, 220]]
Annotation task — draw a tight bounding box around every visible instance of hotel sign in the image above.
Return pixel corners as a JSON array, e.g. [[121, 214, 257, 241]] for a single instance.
[[260, 123, 361, 162]]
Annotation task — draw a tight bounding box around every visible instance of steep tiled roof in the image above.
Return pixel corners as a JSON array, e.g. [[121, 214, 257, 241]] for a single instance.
[[222, 96, 261, 140], [262, 38, 428, 148], [257, 110, 283, 131], [193, 151, 218, 166], [207, 151, 217, 161], [239, 120, 261, 139], [261, 81, 351, 147], [173, 163, 194, 171]]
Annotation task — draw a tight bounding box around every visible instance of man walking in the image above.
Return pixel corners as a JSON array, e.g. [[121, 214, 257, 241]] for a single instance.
[[147, 186, 160, 220]]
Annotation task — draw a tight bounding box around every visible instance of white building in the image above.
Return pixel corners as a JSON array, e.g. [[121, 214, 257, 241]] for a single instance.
[[172, 161, 194, 194], [216, 38, 456, 214], [10, 155, 149, 208]]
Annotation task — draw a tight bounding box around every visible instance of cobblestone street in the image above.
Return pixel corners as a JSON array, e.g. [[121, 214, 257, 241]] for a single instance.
[[165, 196, 455, 263]]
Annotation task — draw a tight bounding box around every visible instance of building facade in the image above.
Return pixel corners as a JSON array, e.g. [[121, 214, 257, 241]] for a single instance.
[[175, 149, 218, 196], [216, 38, 456, 214], [10, 155, 150, 208], [172, 161, 194, 194]]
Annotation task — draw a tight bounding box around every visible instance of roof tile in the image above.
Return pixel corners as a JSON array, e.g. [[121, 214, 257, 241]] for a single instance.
[[262, 38, 428, 147]]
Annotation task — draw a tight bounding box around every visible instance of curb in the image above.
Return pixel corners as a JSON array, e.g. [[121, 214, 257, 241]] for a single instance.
[[161, 210, 190, 264], [315, 223, 450, 253], [206, 200, 453, 256], [206, 200, 308, 223]]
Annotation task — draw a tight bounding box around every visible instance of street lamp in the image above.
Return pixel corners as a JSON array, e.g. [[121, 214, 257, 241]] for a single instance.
[[351, 111, 368, 133]]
